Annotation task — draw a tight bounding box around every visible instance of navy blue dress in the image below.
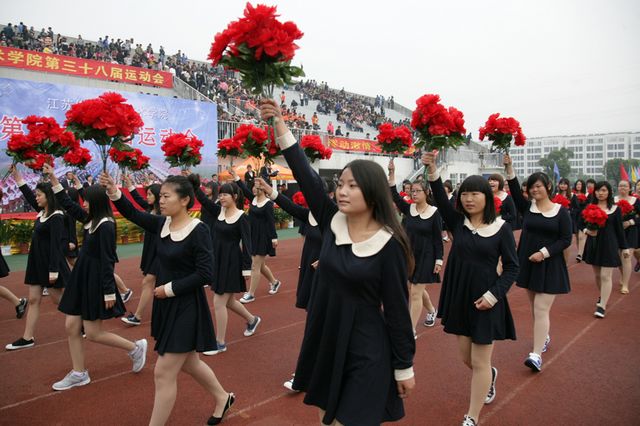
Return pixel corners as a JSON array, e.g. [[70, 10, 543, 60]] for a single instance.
[[615, 196, 639, 249], [430, 176, 519, 344], [570, 192, 588, 234], [19, 184, 69, 289], [127, 187, 159, 276], [508, 177, 572, 294], [237, 180, 277, 257], [497, 191, 517, 230], [390, 185, 443, 284], [583, 206, 628, 267], [282, 138, 415, 425], [112, 191, 216, 354]]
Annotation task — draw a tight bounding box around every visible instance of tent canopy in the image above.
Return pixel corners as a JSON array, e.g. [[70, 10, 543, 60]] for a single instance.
[[218, 158, 295, 181]]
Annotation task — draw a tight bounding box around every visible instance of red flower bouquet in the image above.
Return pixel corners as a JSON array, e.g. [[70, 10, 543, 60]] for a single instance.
[[376, 123, 413, 155], [217, 138, 244, 158], [65, 92, 143, 171], [300, 135, 332, 162], [63, 146, 92, 169], [574, 192, 587, 204], [411, 94, 466, 152], [617, 199, 635, 221], [109, 147, 149, 172], [479, 113, 526, 154], [399, 191, 413, 204], [581, 204, 608, 231], [292, 191, 308, 208], [161, 133, 204, 170], [233, 124, 269, 158], [552, 194, 571, 209], [24, 153, 54, 171], [494, 196, 503, 215], [208, 2, 305, 97]]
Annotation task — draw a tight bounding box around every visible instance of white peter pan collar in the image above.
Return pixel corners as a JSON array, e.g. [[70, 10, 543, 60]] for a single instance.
[[37, 210, 64, 222], [84, 217, 114, 233], [252, 197, 269, 208], [217, 208, 244, 224], [160, 216, 202, 241], [497, 191, 508, 202], [331, 211, 392, 257], [605, 205, 618, 215], [615, 196, 637, 205], [530, 200, 561, 217], [410, 204, 437, 219], [463, 217, 506, 237], [308, 211, 318, 227]]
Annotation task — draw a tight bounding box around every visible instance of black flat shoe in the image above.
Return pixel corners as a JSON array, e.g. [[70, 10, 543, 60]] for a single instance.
[[207, 393, 235, 425]]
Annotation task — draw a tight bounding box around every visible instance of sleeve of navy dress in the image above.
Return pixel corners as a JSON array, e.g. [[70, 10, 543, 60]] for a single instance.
[[389, 185, 411, 216], [275, 193, 309, 222], [240, 215, 252, 272], [65, 213, 78, 249], [279, 136, 338, 233], [430, 177, 462, 232], [380, 239, 414, 370], [613, 209, 629, 250], [112, 191, 164, 234], [18, 183, 41, 212], [547, 208, 573, 256], [490, 229, 519, 300], [128, 187, 150, 210], [236, 178, 254, 201], [97, 222, 117, 296], [55, 188, 89, 223], [48, 215, 66, 274], [433, 211, 444, 261], [170, 229, 214, 296], [194, 187, 221, 217], [500, 195, 517, 228], [265, 202, 278, 240], [507, 177, 531, 215]]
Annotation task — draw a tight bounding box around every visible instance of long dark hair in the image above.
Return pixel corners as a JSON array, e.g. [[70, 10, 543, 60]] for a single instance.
[[219, 182, 244, 209], [35, 182, 60, 216], [145, 183, 161, 214], [526, 172, 553, 199], [456, 175, 496, 224], [343, 160, 414, 274], [592, 181, 614, 209], [82, 184, 114, 229], [556, 177, 571, 197], [204, 181, 219, 200], [164, 176, 195, 210], [573, 179, 586, 194]]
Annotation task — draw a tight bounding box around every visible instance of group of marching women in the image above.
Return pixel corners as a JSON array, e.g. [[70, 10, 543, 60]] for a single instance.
[[1, 100, 638, 426]]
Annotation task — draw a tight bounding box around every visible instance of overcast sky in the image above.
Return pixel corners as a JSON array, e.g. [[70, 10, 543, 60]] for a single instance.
[[4, 0, 640, 138]]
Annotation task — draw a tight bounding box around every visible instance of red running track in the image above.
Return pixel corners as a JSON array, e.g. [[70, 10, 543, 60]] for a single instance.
[[0, 236, 638, 425]]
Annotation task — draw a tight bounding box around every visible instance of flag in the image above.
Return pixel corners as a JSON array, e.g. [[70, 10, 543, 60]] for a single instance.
[[553, 161, 561, 181], [620, 163, 630, 181], [632, 166, 638, 182]]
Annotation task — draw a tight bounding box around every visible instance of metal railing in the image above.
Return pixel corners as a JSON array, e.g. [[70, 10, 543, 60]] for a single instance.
[[172, 76, 213, 103]]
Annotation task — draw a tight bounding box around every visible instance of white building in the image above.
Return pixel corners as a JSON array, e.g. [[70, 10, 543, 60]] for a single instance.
[[506, 132, 640, 178]]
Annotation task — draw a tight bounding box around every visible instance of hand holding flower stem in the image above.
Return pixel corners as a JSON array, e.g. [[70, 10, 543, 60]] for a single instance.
[[503, 154, 514, 176], [99, 172, 118, 196], [255, 177, 272, 196], [421, 151, 438, 176], [42, 163, 58, 186]]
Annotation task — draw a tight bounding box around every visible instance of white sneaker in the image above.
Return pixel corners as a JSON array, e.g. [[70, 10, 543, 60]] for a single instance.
[[52, 370, 91, 391], [130, 339, 147, 372], [423, 310, 437, 327], [268, 280, 282, 295], [485, 366, 497, 404], [239, 293, 255, 304], [462, 415, 477, 426]]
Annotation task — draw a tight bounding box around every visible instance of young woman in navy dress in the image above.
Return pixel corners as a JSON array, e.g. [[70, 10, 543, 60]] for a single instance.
[[42, 166, 147, 391], [190, 174, 261, 356], [555, 178, 573, 263], [5, 165, 70, 351], [388, 158, 443, 331], [504, 155, 572, 372], [101, 172, 234, 425], [199, 181, 219, 243], [571, 179, 588, 261], [488, 173, 517, 231], [235, 172, 282, 303], [614, 179, 639, 294], [582, 181, 630, 318], [424, 152, 519, 426], [261, 100, 415, 426], [0, 187, 27, 319], [120, 174, 161, 326]]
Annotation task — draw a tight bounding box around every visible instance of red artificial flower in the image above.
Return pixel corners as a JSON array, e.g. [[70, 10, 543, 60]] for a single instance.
[[217, 137, 244, 158], [24, 152, 54, 171], [376, 123, 413, 155], [301, 134, 332, 162], [479, 113, 526, 153], [581, 204, 609, 230], [410, 94, 466, 151], [292, 191, 308, 208], [552, 194, 571, 209], [494, 196, 503, 215], [575, 193, 587, 203], [233, 124, 269, 158], [161, 133, 204, 169], [399, 191, 413, 204], [109, 147, 149, 171], [63, 146, 92, 169], [616, 199, 635, 221]]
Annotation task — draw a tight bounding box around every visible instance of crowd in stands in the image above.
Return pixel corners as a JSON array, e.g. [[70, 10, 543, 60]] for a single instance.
[[1, 22, 409, 138]]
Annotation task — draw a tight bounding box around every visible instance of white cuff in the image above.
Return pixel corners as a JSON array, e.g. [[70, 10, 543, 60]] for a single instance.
[[388, 178, 396, 187], [128, 185, 136, 192], [506, 171, 516, 180], [108, 189, 123, 201], [582, 228, 588, 234], [427, 171, 440, 182], [242, 270, 252, 277], [394, 367, 414, 381], [630, 219, 636, 226], [267, 191, 278, 201], [482, 291, 498, 307], [276, 131, 297, 150], [233, 175, 240, 182], [271, 239, 278, 244], [52, 183, 64, 194], [539, 247, 550, 259], [75, 182, 83, 190], [164, 282, 175, 297], [435, 259, 443, 266], [49, 272, 59, 281], [104, 293, 116, 302], [17, 179, 26, 187]]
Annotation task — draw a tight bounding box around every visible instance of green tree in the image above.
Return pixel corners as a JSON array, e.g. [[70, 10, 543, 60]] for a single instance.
[[604, 158, 640, 182], [538, 148, 574, 180]]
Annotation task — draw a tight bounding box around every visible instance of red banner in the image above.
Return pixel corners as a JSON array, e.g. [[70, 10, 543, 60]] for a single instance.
[[328, 137, 415, 155], [0, 47, 173, 88]]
